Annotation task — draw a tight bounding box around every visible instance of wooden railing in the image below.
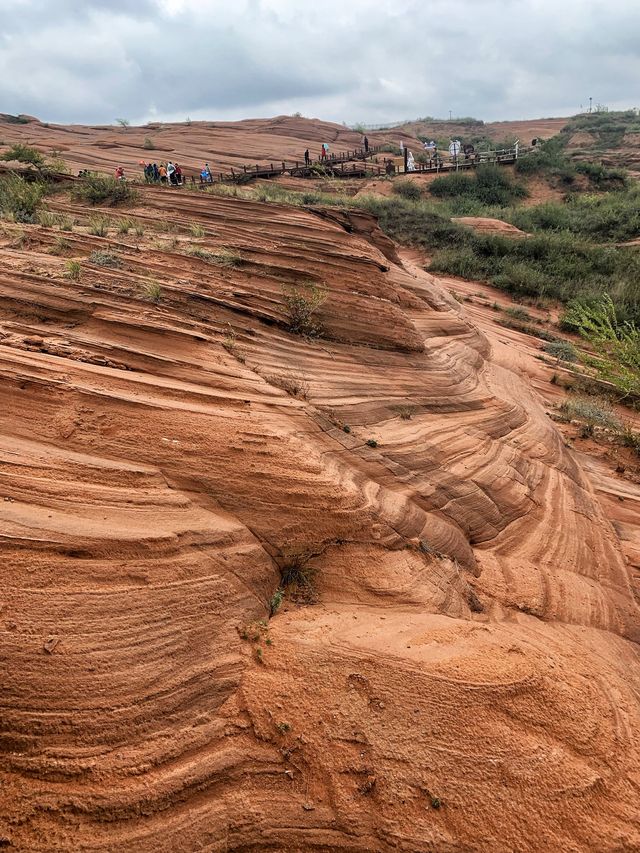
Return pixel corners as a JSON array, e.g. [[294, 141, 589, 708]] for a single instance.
[[190, 145, 385, 185], [399, 146, 531, 175]]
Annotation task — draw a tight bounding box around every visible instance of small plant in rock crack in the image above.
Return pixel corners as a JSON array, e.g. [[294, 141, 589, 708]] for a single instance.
[[278, 548, 318, 602], [393, 405, 415, 420], [189, 222, 206, 237], [269, 589, 284, 617], [49, 237, 70, 256], [88, 216, 110, 237], [267, 373, 310, 399], [64, 259, 81, 280], [366, 438, 378, 448], [275, 721, 291, 734], [282, 282, 326, 337], [143, 278, 163, 303]]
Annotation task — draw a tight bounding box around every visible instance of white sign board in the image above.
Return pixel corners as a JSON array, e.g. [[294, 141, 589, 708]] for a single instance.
[[449, 140, 461, 157]]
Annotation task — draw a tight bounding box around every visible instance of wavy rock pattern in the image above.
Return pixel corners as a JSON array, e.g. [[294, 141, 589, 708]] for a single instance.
[[0, 186, 639, 852]]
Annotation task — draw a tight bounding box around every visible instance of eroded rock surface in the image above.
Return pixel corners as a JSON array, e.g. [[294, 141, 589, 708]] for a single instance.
[[1, 184, 639, 852]]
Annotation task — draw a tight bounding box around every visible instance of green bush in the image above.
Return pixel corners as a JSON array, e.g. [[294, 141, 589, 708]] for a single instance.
[[393, 180, 422, 201], [543, 340, 579, 362], [72, 175, 137, 206], [282, 282, 326, 336], [429, 165, 527, 207], [0, 174, 46, 222], [0, 143, 45, 168], [89, 250, 121, 267]]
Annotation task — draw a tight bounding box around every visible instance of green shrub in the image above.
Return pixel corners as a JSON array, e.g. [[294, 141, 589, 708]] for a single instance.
[[543, 340, 579, 363], [378, 143, 402, 155], [561, 295, 640, 396], [430, 165, 527, 206], [64, 259, 81, 280], [49, 237, 70, 256], [88, 216, 110, 236], [504, 306, 533, 322], [0, 174, 46, 222], [0, 143, 45, 168], [72, 175, 137, 206], [393, 180, 422, 201], [143, 279, 162, 303], [89, 250, 121, 267], [282, 282, 326, 336], [558, 396, 621, 430], [143, 137, 155, 150], [189, 222, 206, 237]]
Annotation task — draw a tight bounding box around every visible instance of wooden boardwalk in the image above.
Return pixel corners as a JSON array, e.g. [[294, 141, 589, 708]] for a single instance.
[[194, 144, 532, 186], [200, 145, 386, 184]]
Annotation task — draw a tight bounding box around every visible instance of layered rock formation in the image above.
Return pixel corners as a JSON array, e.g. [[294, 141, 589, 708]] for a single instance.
[[1, 183, 639, 852]]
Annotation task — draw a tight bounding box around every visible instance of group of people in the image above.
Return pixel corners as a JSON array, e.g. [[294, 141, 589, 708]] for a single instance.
[[140, 161, 185, 184]]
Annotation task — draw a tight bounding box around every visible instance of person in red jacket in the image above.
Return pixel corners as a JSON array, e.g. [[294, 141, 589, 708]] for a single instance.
[[115, 165, 125, 181]]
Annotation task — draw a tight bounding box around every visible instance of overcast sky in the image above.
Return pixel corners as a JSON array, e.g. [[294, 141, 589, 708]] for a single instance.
[[1, 0, 638, 126]]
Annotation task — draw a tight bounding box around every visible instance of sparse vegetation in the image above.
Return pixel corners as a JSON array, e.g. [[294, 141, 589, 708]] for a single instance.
[[561, 295, 640, 396], [0, 174, 47, 222], [117, 218, 133, 234], [282, 282, 326, 337], [143, 137, 156, 150], [558, 396, 621, 435], [49, 237, 70, 255], [143, 279, 163, 303], [393, 405, 415, 420], [366, 438, 378, 448], [393, 180, 422, 201], [0, 143, 45, 169], [279, 549, 317, 598], [72, 174, 137, 206], [87, 216, 110, 237], [115, 118, 130, 129], [267, 373, 310, 399], [543, 339, 579, 363], [89, 249, 121, 267], [269, 589, 284, 617], [64, 259, 81, 280], [504, 305, 533, 322], [429, 165, 527, 207], [36, 209, 59, 228], [189, 222, 206, 237]]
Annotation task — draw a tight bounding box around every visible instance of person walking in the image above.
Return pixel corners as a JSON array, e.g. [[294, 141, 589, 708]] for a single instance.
[[167, 161, 176, 185], [115, 165, 125, 181], [153, 163, 159, 181], [159, 163, 167, 183], [304, 148, 310, 166], [364, 135, 369, 153]]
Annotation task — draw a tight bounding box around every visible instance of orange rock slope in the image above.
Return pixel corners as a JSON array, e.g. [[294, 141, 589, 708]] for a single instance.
[[1, 179, 640, 853]]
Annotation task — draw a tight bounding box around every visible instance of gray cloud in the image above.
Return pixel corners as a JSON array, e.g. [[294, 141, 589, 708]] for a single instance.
[[0, 0, 638, 125]]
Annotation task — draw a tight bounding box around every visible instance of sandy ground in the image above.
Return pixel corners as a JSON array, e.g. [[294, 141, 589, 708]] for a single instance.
[[0, 121, 639, 852]]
